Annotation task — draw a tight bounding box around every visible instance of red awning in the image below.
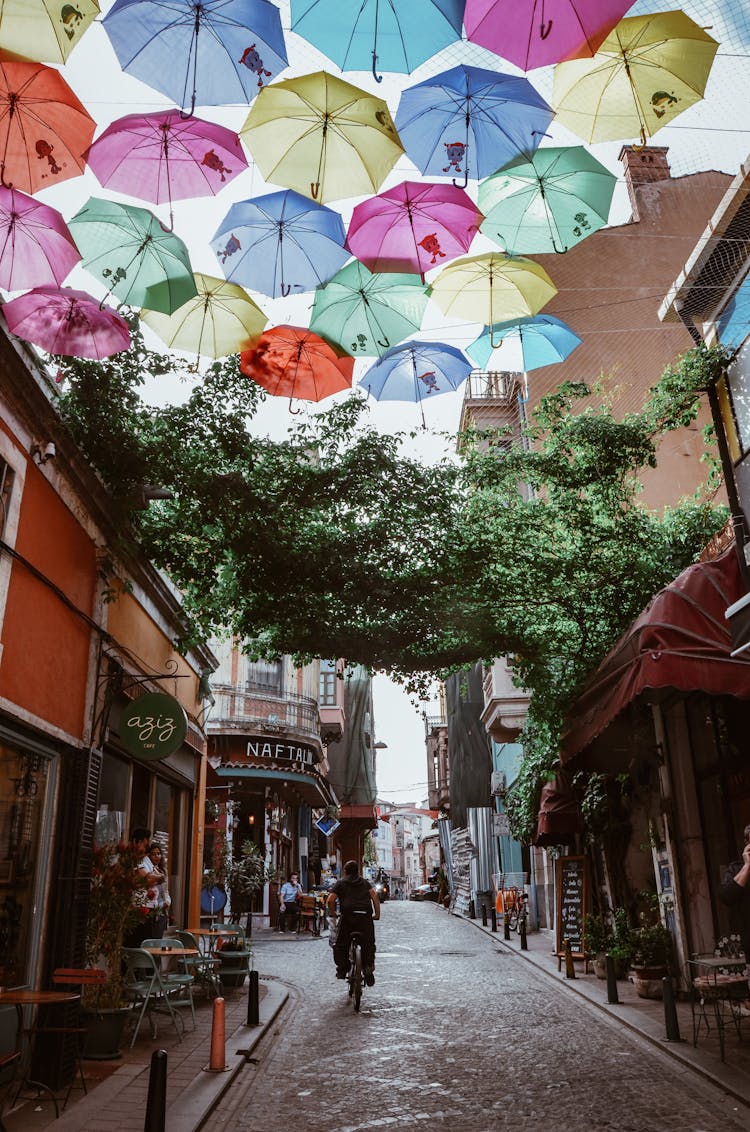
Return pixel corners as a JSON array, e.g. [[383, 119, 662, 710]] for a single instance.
[[561, 547, 750, 763]]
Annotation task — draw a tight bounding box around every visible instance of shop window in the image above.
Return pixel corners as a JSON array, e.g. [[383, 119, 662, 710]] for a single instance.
[[95, 752, 129, 844]]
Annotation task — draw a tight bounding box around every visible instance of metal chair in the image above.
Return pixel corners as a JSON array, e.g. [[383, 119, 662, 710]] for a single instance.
[[141, 939, 196, 1030], [299, 894, 320, 936], [173, 930, 221, 998], [0, 1001, 21, 1132], [686, 956, 747, 1061], [121, 948, 184, 1046]]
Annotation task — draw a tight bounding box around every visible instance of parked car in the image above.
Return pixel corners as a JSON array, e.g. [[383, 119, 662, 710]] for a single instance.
[[410, 883, 438, 901]]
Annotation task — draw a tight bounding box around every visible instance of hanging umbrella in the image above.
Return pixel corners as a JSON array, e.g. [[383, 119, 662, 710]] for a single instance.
[[239, 324, 354, 405], [102, 0, 288, 115], [359, 340, 472, 406], [0, 185, 81, 290], [309, 260, 428, 359], [464, 0, 637, 71], [552, 10, 719, 146], [467, 314, 582, 372], [290, 0, 464, 83], [0, 60, 95, 194], [2, 286, 131, 359], [428, 252, 557, 343], [86, 110, 248, 230], [346, 181, 483, 281], [0, 0, 100, 64], [141, 272, 266, 359], [394, 64, 553, 188], [210, 189, 349, 298], [68, 197, 197, 315], [478, 146, 616, 254], [241, 71, 404, 204]]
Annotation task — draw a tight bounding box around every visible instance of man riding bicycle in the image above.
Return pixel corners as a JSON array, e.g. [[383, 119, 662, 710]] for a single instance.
[[327, 860, 380, 986]]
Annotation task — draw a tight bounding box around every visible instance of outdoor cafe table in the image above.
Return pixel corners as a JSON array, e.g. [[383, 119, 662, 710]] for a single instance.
[[187, 928, 243, 957], [0, 988, 80, 1115]]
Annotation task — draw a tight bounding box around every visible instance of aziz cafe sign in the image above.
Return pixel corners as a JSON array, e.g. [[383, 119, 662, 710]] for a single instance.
[[246, 738, 317, 766]]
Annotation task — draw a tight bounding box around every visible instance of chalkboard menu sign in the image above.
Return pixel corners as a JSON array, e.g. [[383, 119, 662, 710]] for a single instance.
[[556, 855, 588, 958]]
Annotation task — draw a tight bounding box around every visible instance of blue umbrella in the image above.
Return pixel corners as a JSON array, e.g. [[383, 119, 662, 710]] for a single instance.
[[360, 339, 472, 417], [290, 0, 464, 83], [395, 64, 553, 188], [467, 314, 582, 372], [210, 190, 349, 298], [103, 0, 288, 115]]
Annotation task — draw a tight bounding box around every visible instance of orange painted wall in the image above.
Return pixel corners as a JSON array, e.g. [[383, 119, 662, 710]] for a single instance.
[[0, 463, 96, 738], [106, 590, 199, 714]]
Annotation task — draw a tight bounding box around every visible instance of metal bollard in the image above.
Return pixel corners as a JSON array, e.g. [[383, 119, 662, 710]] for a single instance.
[[605, 954, 620, 1004], [468, 899, 475, 920], [204, 996, 229, 1072], [491, 906, 497, 933], [143, 1049, 167, 1132], [503, 912, 510, 941], [564, 938, 576, 979], [247, 969, 260, 1026], [662, 976, 682, 1042], [481, 903, 488, 927], [519, 916, 528, 951]]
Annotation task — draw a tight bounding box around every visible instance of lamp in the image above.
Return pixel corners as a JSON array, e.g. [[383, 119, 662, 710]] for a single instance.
[[31, 441, 56, 465]]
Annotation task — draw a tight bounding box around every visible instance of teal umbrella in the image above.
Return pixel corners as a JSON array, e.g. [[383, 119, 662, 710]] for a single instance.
[[479, 146, 616, 255], [468, 314, 582, 372], [68, 198, 197, 314], [309, 260, 428, 358]]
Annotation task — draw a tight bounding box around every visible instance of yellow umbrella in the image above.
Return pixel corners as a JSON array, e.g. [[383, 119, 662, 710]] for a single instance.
[[240, 70, 404, 204], [0, 0, 99, 64], [428, 253, 557, 344], [553, 10, 718, 146], [141, 273, 267, 360]]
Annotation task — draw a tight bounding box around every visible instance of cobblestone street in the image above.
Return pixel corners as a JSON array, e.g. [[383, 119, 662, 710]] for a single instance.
[[212, 902, 749, 1132]]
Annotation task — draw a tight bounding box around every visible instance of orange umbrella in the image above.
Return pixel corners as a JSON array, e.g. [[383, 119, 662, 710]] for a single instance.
[[0, 60, 95, 194], [240, 324, 353, 406]]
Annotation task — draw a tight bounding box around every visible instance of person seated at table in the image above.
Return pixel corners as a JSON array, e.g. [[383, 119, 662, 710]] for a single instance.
[[719, 822, 750, 1011], [278, 872, 303, 933]]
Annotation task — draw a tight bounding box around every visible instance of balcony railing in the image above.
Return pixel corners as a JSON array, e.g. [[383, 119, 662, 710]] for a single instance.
[[208, 682, 320, 739], [424, 715, 447, 734], [463, 371, 522, 405]]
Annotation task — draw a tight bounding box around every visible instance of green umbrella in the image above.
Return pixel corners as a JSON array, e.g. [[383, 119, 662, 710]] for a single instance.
[[479, 145, 617, 255], [309, 260, 428, 358], [68, 197, 197, 314]]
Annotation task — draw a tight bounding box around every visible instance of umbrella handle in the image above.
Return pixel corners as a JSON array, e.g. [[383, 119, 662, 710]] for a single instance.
[[551, 236, 568, 254], [633, 126, 648, 152], [288, 397, 301, 414], [372, 52, 383, 83], [281, 284, 291, 297], [0, 165, 12, 189], [376, 337, 390, 349], [452, 168, 469, 190], [540, 20, 552, 39], [310, 182, 320, 200]]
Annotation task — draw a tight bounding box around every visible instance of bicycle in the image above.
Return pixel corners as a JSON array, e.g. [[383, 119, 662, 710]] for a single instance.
[[347, 930, 365, 1012], [497, 886, 528, 932]]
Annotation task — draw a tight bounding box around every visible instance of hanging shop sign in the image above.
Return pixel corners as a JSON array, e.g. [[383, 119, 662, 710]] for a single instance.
[[120, 692, 188, 761], [315, 814, 340, 836], [246, 737, 316, 766]]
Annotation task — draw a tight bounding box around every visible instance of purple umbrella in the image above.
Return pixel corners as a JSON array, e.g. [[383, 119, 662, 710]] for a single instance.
[[347, 181, 484, 282], [0, 186, 81, 291], [464, 0, 637, 71], [3, 287, 131, 359], [86, 110, 248, 228]]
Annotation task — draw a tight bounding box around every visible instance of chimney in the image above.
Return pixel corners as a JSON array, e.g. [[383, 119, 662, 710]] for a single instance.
[[618, 145, 671, 221]]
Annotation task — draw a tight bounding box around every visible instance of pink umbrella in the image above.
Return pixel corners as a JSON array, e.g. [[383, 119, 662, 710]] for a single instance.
[[346, 181, 484, 282], [3, 287, 131, 359], [86, 110, 248, 228], [464, 0, 637, 71], [0, 186, 81, 290]]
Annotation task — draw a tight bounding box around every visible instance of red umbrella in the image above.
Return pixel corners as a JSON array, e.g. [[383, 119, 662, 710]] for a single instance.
[[347, 180, 484, 281], [0, 185, 81, 290], [239, 324, 353, 405], [3, 287, 131, 359], [0, 60, 95, 194]]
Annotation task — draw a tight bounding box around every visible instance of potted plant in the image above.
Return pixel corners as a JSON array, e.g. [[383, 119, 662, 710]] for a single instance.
[[226, 839, 269, 935], [631, 917, 673, 998], [583, 912, 614, 979], [82, 839, 150, 1058]]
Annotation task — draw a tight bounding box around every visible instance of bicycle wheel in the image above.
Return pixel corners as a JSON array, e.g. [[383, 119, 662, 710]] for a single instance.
[[350, 942, 363, 1012], [508, 902, 520, 932]]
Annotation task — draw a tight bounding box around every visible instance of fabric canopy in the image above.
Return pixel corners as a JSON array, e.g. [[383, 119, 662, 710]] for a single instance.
[[533, 769, 583, 847], [561, 548, 750, 763]]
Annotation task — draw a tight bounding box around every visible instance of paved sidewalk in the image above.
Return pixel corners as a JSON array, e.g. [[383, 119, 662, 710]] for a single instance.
[[460, 907, 750, 1109]]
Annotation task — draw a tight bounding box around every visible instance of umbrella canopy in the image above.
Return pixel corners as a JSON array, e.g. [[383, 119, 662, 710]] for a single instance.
[[467, 314, 582, 372], [395, 64, 553, 187], [346, 180, 483, 280], [210, 189, 349, 298], [86, 110, 248, 226], [241, 71, 404, 204], [0, 0, 100, 64], [102, 0, 288, 114], [290, 0, 464, 83], [141, 272, 267, 359], [3, 286, 131, 359], [464, 0, 636, 71], [239, 324, 354, 403], [359, 340, 472, 402], [69, 197, 197, 315], [0, 185, 81, 290], [0, 60, 95, 194], [553, 10, 719, 145], [479, 145, 616, 254], [309, 260, 428, 359], [428, 252, 557, 335]]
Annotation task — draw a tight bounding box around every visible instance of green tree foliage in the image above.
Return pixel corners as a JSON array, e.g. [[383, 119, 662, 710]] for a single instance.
[[56, 328, 731, 837]]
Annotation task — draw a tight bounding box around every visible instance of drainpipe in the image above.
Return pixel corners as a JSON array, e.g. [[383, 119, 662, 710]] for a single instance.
[[673, 301, 750, 589]]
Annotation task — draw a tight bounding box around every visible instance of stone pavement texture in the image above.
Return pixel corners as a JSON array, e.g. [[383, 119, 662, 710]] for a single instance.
[[4, 904, 750, 1131]]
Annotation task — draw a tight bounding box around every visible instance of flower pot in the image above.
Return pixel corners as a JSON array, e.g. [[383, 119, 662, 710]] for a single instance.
[[632, 965, 668, 999], [592, 953, 628, 980], [81, 1006, 131, 1060]]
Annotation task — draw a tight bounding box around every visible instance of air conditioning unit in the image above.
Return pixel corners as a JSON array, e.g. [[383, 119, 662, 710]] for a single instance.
[[491, 771, 507, 796]]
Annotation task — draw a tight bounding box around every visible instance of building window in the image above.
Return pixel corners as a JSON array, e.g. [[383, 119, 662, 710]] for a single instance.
[[246, 660, 282, 693], [319, 660, 337, 706], [0, 459, 14, 537]]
